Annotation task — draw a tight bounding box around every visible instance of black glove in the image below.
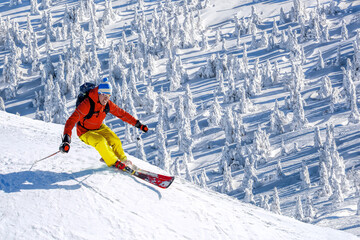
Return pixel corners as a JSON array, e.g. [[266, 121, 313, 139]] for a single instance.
[[135, 120, 148, 133], [59, 134, 71, 153]]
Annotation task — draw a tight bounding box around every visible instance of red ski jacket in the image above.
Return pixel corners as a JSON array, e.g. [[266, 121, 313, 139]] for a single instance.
[[64, 87, 137, 137]]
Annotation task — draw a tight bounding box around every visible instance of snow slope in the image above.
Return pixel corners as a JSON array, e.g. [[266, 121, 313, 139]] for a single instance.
[[1, 0, 360, 238], [0, 110, 358, 240]]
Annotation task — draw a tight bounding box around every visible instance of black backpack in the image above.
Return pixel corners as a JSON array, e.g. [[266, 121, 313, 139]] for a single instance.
[[76, 82, 110, 123]]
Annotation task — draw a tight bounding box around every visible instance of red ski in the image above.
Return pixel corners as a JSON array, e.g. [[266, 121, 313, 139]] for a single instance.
[[115, 161, 175, 189]]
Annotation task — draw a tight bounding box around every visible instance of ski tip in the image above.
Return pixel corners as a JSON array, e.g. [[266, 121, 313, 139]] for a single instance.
[[162, 176, 175, 189]]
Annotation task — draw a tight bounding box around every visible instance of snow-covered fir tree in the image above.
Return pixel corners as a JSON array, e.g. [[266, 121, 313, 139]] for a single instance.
[[243, 179, 256, 204], [341, 19, 348, 41], [143, 84, 157, 115], [30, 0, 40, 15], [317, 76, 333, 99], [218, 143, 232, 174], [238, 86, 254, 114], [270, 100, 287, 134], [263, 195, 271, 211], [157, 131, 172, 173], [183, 157, 193, 183], [276, 159, 285, 179], [184, 84, 197, 119], [303, 195, 316, 222], [314, 127, 323, 149], [241, 158, 259, 190], [253, 125, 271, 165], [300, 160, 311, 189], [221, 107, 236, 144], [330, 177, 344, 206], [348, 80, 360, 124], [281, 138, 289, 156], [271, 187, 282, 215], [295, 196, 305, 221], [199, 169, 208, 188], [207, 97, 222, 126], [102, 0, 117, 25], [316, 50, 325, 70], [40, 0, 51, 10], [192, 119, 201, 135], [178, 117, 194, 158], [221, 163, 234, 194], [291, 92, 308, 130], [279, 7, 287, 25], [128, 69, 142, 107]]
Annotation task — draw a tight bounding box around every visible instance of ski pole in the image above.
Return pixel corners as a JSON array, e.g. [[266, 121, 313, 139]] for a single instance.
[[29, 150, 60, 171], [136, 128, 155, 140]]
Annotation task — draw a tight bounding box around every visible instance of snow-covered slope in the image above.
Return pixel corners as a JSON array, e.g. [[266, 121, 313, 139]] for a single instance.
[[0, 111, 358, 240]]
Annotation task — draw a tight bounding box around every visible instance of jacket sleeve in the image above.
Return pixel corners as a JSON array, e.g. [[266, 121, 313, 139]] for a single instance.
[[63, 99, 91, 137], [108, 101, 137, 126]]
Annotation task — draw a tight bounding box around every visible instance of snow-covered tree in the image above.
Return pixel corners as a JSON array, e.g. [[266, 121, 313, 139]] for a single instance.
[[272, 18, 280, 36], [239, 86, 254, 114], [317, 76, 332, 99], [300, 160, 311, 189], [221, 163, 234, 194], [316, 50, 325, 70], [271, 187, 282, 215], [276, 159, 285, 179], [279, 8, 287, 25], [303, 196, 316, 221], [250, 6, 261, 25], [281, 138, 289, 156], [348, 80, 360, 124], [200, 33, 209, 51], [184, 84, 197, 118], [319, 162, 332, 197], [314, 127, 323, 149], [207, 97, 222, 126], [157, 133, 172, 173], [40, 0, 51, 10], [259, 31, 269, 49], [218, 143, 232, 174], [330, 177, 344, 206], [128, 69, 142, 107], [294, 196, 304, 221], [178, 117, 194, 156], [241, 158, 259, 190], [243, 179, 256, 204], [253, 125, 271, 165], [270, 100, 287, 134], [221, 107, 236, 144], [30, 0, 40, 15], [102, 0, 116, 25], [292, 92, 308, 130], [199, 169, 209, 188], [341, 19, 348, 41], [183, 157, 193, 183], [143, 84, 157, 114]]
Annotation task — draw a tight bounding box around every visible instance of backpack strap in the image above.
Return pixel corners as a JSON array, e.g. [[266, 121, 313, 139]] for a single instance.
[[78, 99, 110, 131], [104, 102, 110, 114], [83, 98, 95, 120]]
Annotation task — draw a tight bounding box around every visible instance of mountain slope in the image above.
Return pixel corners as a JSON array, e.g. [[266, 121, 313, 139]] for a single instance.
[[0, 111, 358, 239]]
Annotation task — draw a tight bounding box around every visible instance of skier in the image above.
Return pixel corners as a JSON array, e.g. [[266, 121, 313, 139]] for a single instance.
[[59, 78, 148, 170]]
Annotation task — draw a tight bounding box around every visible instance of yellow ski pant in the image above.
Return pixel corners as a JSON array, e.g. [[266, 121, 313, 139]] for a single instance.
[[79, 124, 126, 166]]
